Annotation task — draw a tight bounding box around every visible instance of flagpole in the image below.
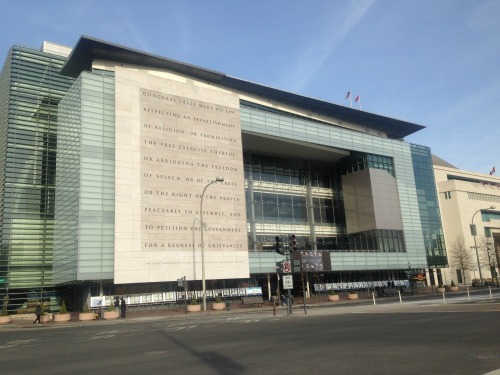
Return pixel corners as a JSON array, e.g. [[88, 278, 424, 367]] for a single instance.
[[354, 94, 361, 110], [346, 90, 352, 108]]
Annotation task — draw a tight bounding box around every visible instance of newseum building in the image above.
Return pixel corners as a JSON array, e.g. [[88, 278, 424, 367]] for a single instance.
[[0, 36, 446, 311]]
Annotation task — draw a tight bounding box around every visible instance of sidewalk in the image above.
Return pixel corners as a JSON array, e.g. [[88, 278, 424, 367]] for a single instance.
[[1, 287, 497, 330], [1, 294, 362, 329]]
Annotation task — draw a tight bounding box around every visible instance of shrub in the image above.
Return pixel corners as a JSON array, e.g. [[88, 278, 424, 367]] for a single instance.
[[215, 295, 223, 303], [59, 300, 68, 314], [328, 290, 337, 295], [1, 296, 8, 317], [190, 296, 199, 305], [82, 302, 91, 313], [450, 280, 456, 287], [107, 301, 115, 312]]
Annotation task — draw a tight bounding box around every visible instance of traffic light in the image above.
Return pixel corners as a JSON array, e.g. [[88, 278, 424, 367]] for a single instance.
[[290, 234, 297, 252], [275, 236, 282, 255]]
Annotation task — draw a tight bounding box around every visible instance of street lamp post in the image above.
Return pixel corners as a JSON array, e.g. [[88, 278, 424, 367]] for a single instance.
[[471, 205, 496, 282], [200, 176, 224, 311]]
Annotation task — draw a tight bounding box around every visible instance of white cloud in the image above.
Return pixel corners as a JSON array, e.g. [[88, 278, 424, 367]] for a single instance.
[[288, 0, 376, 92]]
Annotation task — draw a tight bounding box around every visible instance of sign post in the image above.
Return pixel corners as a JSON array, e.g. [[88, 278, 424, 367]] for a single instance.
[[283, 275, 293, 316], [178, 277, 187, 313]]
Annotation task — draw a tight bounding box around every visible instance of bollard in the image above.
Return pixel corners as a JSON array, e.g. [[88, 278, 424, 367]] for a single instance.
[[398, 290, 402, 304], [442, 291, 446, 304], [467, 287, 470, 301], [372, 292, 376, 306]]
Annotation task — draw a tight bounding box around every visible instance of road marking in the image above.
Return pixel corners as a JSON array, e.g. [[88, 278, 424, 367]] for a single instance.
[[74, 329, 129, 341], [163, 324, 197, 331], [0, 339, 41, 349]]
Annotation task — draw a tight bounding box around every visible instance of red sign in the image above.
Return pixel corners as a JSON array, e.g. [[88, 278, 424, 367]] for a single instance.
[[282, 261, 291, 273]]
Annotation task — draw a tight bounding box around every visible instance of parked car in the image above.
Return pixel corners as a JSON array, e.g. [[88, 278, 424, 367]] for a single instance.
[[472, 278, 496, 288]]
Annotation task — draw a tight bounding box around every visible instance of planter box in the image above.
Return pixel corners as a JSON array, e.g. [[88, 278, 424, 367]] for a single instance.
[[328, 294, 340, 301], [211, 302, 226, 310], [436, 287, 446, 293], [347, 293, 359, 300], [79, 312, 95, 321], [41, 313, 51, 323], [448, 286, 458, 292], [103, 310, 120, 320], [187, 304, 201, 312], [53, 313, 71, 323], [0, 315, 11, 324]]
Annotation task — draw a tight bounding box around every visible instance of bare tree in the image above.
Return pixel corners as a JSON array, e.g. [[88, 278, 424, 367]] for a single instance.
[[449, 235, 476, 285], [477, 235, 498, 285]]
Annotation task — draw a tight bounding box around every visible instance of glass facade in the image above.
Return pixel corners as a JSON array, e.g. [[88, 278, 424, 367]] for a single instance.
[[244, 153, 343, 252], [410, 144, 447, 267], [244, 152, 407, 254], [54, 71, 115, 283], [0, 46, 74, 301], [241, 101, 429, 273]]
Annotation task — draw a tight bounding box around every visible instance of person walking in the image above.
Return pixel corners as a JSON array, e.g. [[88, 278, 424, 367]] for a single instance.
[[33, 303, 42, 325], [114, 296, 120, 310], [120, 297, 127, 318]]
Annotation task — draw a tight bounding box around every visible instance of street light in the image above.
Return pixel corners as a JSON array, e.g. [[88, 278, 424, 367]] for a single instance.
[[471, 205, 496, 282], [200, 176, 224, 311]]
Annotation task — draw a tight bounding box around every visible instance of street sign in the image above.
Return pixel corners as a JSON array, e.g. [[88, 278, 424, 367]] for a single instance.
[[283, 275, 293, 289], [177, 278, 185, 287], [282, 261, 291, 273]]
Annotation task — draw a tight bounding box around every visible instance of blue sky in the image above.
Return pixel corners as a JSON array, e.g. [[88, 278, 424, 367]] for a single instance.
[[2, 0, 499, 174]]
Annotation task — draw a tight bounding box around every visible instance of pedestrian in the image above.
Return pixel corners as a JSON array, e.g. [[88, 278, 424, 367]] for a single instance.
[[120, 297, 127, 318], [33, 303, 42, 325], [114, 296, 120, 310]]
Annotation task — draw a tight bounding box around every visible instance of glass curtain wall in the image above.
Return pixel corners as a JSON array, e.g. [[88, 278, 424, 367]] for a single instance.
[[242, 102, 408, 255], [410, 144, 447, 267], [0, 46, 73, 309], [244, 153, 344, 252]]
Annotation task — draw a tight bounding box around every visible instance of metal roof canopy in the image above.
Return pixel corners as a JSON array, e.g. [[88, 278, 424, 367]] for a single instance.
[[61, 35, 425, 139]]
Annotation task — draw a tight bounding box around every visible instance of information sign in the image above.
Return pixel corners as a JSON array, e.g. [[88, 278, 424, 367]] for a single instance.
[[283, 275, 293, 290]]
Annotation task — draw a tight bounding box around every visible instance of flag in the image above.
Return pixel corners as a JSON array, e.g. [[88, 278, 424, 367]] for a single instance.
[[354, 94, 361, 110], [490, 166, 496, 175], [345, 91, 352, 108]]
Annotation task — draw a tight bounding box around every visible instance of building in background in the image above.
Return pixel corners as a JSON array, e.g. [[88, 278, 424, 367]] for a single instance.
[[0, 36, 447, 311], [433, 157, 500, 286]]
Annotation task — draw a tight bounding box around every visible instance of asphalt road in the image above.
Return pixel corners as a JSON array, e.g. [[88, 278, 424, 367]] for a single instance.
[[1, 294, 499, 375]]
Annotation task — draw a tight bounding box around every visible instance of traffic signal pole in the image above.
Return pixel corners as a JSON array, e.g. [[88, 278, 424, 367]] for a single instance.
[[275, 234, 299, 316]]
